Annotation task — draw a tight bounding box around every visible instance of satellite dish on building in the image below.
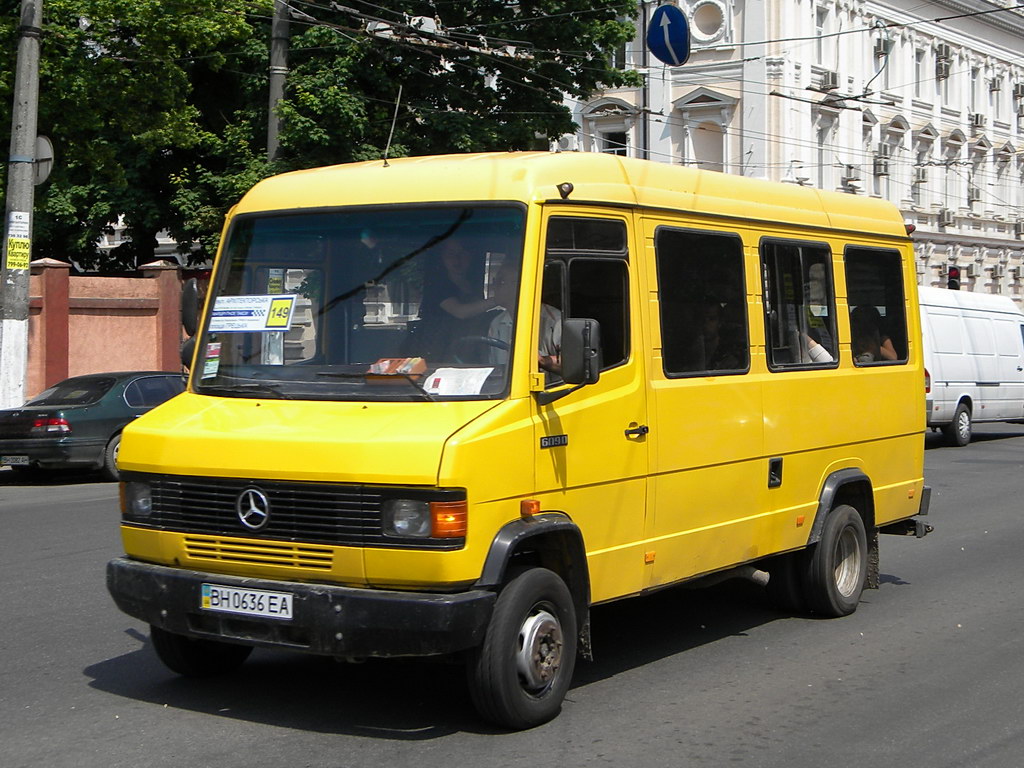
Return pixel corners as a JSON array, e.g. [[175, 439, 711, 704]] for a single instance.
[[35, 135, 53, 186]]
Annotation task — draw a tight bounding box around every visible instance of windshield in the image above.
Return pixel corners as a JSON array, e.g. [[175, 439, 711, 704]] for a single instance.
[[26, 377, 116, 406], [194, 205, 525, 401]]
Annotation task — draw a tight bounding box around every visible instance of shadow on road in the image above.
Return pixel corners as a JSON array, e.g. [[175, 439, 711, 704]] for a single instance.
[[83, 576, 908, 738]]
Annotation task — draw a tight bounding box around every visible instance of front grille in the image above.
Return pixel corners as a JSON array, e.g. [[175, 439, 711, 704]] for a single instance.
[[184, 535, 334, 569], [133, 474, 462, 550]]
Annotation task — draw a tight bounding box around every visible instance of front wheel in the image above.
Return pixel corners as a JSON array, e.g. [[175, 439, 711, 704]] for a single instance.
[[942, 402, 972, 447], [150, 625, 253, 677], [467, 568, 577, 730], [802, 505, 868, 617]]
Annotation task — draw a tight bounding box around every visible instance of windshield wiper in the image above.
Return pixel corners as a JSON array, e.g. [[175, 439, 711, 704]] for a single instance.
[[199, 383, 292, 400], [316, 371, 436, 401]]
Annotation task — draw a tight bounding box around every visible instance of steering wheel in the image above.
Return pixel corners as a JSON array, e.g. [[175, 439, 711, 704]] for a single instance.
[[450, 335, 509, 364]]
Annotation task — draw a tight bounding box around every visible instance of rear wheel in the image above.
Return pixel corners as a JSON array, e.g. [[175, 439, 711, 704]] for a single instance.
[[942, 402, 972, 447], [802, 505, 868, 617], [467, 567, 577, 730], [102, 433, 121, 481], [150, 625, 253, 677]]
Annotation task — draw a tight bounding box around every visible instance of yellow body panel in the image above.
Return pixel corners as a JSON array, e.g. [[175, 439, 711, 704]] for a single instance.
[[118, 152, 925, 610]]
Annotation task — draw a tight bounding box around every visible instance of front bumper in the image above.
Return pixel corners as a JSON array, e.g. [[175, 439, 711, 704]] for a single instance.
[[107, 557, 496, 658]]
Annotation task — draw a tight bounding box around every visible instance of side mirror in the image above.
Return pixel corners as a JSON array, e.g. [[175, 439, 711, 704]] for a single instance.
[[561, 318, 602, 385], [181, 278, 200, 337], [180, 335, 196, 370]]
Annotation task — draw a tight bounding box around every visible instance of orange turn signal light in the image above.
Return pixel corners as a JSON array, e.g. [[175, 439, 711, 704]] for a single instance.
[[431, 501, 467, 538], [520, 499, 541, 518]]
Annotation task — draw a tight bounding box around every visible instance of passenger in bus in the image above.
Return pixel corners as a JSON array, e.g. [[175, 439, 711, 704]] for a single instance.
[[417, 240, 499, 356], [702, 301, 744, 370], [851, 304, 898, 363]]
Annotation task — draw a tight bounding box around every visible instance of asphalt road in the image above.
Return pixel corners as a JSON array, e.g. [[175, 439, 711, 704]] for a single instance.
[[2, 425, 1023, 768]]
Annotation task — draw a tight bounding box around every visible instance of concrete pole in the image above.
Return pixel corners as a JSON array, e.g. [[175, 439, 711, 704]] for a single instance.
[[0, 0, 43, 409], [267, 0, 289, 161]]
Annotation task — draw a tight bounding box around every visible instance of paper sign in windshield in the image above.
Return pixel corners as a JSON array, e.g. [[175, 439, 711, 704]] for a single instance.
[[423, 367, 493, 396], [209, 295, 296, 333]]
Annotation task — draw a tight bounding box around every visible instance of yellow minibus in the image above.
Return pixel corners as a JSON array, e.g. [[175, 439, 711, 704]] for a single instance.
[[107, 152, 930, 729]]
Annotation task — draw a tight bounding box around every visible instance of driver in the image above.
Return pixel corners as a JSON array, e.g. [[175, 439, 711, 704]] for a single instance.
[[488, 261, 562, 374]]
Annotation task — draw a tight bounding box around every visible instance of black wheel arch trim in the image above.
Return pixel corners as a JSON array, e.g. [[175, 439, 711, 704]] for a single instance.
[[806, 468, 874, 545], [475, 513, 591, 622]]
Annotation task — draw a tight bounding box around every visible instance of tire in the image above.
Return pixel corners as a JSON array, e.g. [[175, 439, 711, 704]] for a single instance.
[[764, 552, 806, 614], [942, 402, 972, 447], [802, 505, 868, 618], [150, 625, 253, 677], [467, 567, 577, 730], [102, 433, 121, 481]]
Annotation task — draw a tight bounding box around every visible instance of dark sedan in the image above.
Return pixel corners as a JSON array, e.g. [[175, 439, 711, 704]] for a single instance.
[[0, 371, 185, 481]]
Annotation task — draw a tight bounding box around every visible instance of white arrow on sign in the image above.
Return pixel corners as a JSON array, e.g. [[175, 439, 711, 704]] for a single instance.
[[660, 13, 680, 65]]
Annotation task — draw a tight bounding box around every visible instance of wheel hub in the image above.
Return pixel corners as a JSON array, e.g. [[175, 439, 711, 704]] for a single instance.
[[516, 608, 563, 692]]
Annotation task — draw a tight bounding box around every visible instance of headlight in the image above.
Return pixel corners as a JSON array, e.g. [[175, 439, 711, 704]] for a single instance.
[[120, 481, 153, 520], [382, 499, 431, 538]]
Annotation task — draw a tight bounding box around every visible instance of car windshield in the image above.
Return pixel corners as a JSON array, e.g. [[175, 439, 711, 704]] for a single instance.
[[194, 204, 526, 401], [26, 377, 116, 406]]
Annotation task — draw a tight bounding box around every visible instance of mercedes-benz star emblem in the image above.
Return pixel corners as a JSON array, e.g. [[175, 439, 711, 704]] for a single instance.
[[236, 487, 271, 531]]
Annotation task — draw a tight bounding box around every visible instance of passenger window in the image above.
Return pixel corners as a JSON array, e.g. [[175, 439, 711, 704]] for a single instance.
[[655, 228, 748, 376], [762, 240, 837, 368], [544, 217, 630, 374], [844, 247, 908, 365]]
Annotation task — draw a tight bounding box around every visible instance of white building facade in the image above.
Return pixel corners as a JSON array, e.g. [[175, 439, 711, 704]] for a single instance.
[[570, 0, 1024, 300]]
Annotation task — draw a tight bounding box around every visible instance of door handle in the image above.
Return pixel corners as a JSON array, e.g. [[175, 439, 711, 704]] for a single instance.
[[624, 425, 649, 438]]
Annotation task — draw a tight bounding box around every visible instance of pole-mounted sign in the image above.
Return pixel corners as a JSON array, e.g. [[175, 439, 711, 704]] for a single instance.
[[646, 3, 691, 68]]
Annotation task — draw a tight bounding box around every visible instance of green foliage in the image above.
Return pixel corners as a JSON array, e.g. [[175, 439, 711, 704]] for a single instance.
[[0, 0, 638, 270]]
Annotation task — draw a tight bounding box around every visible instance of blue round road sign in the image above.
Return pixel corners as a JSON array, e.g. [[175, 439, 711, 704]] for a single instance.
[[647, 4, 691, 67]]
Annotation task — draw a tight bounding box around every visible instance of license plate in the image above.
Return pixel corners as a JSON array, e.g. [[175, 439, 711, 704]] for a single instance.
[[200, 584, 294, 620], [1, 455, 29, 466]]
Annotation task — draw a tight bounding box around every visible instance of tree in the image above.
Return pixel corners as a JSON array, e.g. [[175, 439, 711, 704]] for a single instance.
[[0, 0, 638, 269]]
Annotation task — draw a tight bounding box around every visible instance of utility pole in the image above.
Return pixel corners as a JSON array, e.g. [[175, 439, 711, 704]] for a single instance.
[[267, 0, 289, 161], [0, 0, 43, 409]]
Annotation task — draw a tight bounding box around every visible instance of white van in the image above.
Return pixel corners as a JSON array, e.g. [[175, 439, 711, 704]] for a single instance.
[[919, 286, 1024, 445]]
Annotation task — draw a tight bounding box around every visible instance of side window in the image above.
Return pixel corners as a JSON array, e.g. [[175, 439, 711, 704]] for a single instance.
[[544, 217, 630, 376], [762, 240, 837, 368], [123, 380, 145, 408], [844, 247, 908, 365], [125, 377, 179, 408], [655, 228, 748, 376]]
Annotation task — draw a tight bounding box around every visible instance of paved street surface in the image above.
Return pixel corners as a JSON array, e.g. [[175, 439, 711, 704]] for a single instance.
[[2, 425, 1023, 768]]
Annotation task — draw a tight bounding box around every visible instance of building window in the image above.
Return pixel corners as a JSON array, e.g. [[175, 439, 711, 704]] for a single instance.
[[815, 6, 830, 65], [914, 49, 925, 99], [600, 131, 628, 155]]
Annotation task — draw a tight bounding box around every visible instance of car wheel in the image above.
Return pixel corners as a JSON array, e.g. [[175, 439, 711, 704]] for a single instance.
[[150, 625, 253, 677], [942, 402, 972, 447], [467, 567, 577, 730], [802, 505, 868, 618], [102, 433, 121, 481]]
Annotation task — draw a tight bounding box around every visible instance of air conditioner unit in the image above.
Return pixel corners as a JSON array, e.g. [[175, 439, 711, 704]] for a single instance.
[[936, 43, 953, 60], [876, 143, 892, 158], [873, 156, 890, 176], [1015, 220, 1024, 237], [842, 164, 861, 182], [964, 263, 980, 279], [874, 38, 893, 58], [992, 263, 1005, 278], [969, 113, 986, 129], [936, 60, 951, 80], [938, 209, 954, 227], [1017, 103, 1024, 117], [1013, 83, 1024, 100], [989, 78, 1002, 93], [820, 70, 839, 91], [1009, 265, 1021, 280], [967, 185, 982, 203], [913, 167, 929, 184]]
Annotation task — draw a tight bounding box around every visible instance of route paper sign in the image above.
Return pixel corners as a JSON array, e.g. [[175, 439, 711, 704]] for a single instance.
[[209, 294, 297, 332]]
